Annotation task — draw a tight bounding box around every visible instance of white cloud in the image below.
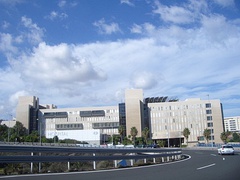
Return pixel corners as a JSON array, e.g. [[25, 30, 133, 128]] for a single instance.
[[47, 11, 68, 20], [131, 23, 157, 35], [153, 2, 194, 24], [21, 16, 45, 44], [130, 24, 142, 34], [0, 33, 18, 54], [93, 18, 122, 35], [0, 0, 24, 6], [58, 0, 66, 7], [13, 42, 107, 89], [200, 14, 240, 43], [120, 0, 134, 7], [130, 71, 158, 90], [57, 0, 77, 8], [2, 21, 10, 29], [213, 0, 235, 7]]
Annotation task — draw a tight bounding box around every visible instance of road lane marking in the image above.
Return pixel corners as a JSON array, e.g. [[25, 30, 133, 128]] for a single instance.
[[210, 154, 216, 156], [197, 163, 216, 170]]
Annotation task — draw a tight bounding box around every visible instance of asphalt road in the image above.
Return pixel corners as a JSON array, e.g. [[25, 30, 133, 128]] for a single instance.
[[1, 149, 239, 180]]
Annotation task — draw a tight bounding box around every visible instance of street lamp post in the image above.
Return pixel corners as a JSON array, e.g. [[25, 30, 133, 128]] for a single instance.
[[37, 118, 42, 173], [39, 119, 42, 146], [8, 120, 10, 143]]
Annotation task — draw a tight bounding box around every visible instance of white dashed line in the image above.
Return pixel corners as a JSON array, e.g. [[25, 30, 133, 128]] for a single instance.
[[197, 163, 216, 170]]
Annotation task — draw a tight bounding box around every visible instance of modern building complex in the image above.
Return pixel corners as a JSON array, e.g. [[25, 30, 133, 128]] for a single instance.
[[224, 116, 240, 132], [15, 89, 225, 146]]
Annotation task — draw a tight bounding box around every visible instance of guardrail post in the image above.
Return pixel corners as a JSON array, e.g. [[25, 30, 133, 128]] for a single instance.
[[93, 153, 96, 170], [167, 156, 170, 162], [162, 157, 164, 162], [39, 152, 41, 173], [68, 161, 70, 171], [130, 159, 133, 166], [31, 152, 33, 173], [153, 158, 156, 163], [114, 160, 117, 168], [144, 158, 146, 164]]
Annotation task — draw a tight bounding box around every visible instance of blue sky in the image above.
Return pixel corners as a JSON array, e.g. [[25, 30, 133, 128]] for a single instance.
[[0, 0, 240, 119]]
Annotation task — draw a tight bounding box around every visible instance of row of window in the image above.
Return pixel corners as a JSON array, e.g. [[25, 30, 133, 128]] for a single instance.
[[92, 122, 119, 129], [151, 103, 211, 111], [56, 123, 83, 130]]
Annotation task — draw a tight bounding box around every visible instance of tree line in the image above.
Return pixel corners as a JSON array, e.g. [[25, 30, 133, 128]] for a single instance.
[[182, 127, 240, 145]]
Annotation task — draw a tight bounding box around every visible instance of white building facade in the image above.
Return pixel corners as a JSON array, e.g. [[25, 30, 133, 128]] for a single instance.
[[224, 116, 240, 132], [39, 106, 119, 145]]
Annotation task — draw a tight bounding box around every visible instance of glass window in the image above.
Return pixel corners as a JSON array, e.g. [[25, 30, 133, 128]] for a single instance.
[[206, 110, 212, 114], [207, 122, 213, 127], [206, 103, 211, 108], [207, 116, 212, 121]]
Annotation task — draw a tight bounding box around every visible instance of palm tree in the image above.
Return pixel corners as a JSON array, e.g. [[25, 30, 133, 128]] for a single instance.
[[130, 127, 138, 146], [183, 128, 190, 145], [141, 127, 149, 145], [118, 125, 125, 143], [203, 128, 211, 143]]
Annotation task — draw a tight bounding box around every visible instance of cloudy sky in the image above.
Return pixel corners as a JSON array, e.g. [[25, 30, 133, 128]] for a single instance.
[[0, 0, 240, 120]]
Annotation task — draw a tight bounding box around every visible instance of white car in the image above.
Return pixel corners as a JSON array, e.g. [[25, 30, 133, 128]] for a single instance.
[[218, 145, 234, 155]]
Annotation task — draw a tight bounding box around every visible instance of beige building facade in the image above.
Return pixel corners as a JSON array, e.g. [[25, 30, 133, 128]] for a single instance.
[[16, 96, 39, 133], [148, 98, 224, 145], [125, 89, 144, 137]]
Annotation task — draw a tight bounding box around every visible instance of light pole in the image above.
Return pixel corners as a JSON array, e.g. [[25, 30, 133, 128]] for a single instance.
[[37, 118, 42, 172], [38, 118, 42, 146], [167, 118, 170, 148], [7, 120, 10, 143], [7, 114, 12, 143]]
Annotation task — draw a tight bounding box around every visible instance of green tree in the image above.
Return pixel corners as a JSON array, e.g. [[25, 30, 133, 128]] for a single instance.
[[118, 125, 125, 143], [11, 121, 27, 142], [0, 124, 8, 141], [203, 128, 211, 143], [220, 132, 228, 143], [220, 131, 231, 144], [232, 132, 240, 142], [25, 131, 39, 142], [130, 127, 138, 146], [157, 140, 165, 147], [183, 128, 190, 145], [141, 127, 149, 145]]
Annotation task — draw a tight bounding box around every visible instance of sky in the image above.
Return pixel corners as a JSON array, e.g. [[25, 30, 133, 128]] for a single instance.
[[0, 0, 240, 120]]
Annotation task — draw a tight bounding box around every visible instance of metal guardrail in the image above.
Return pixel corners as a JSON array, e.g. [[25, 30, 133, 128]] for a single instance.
[[0, 144, 182, 163]]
